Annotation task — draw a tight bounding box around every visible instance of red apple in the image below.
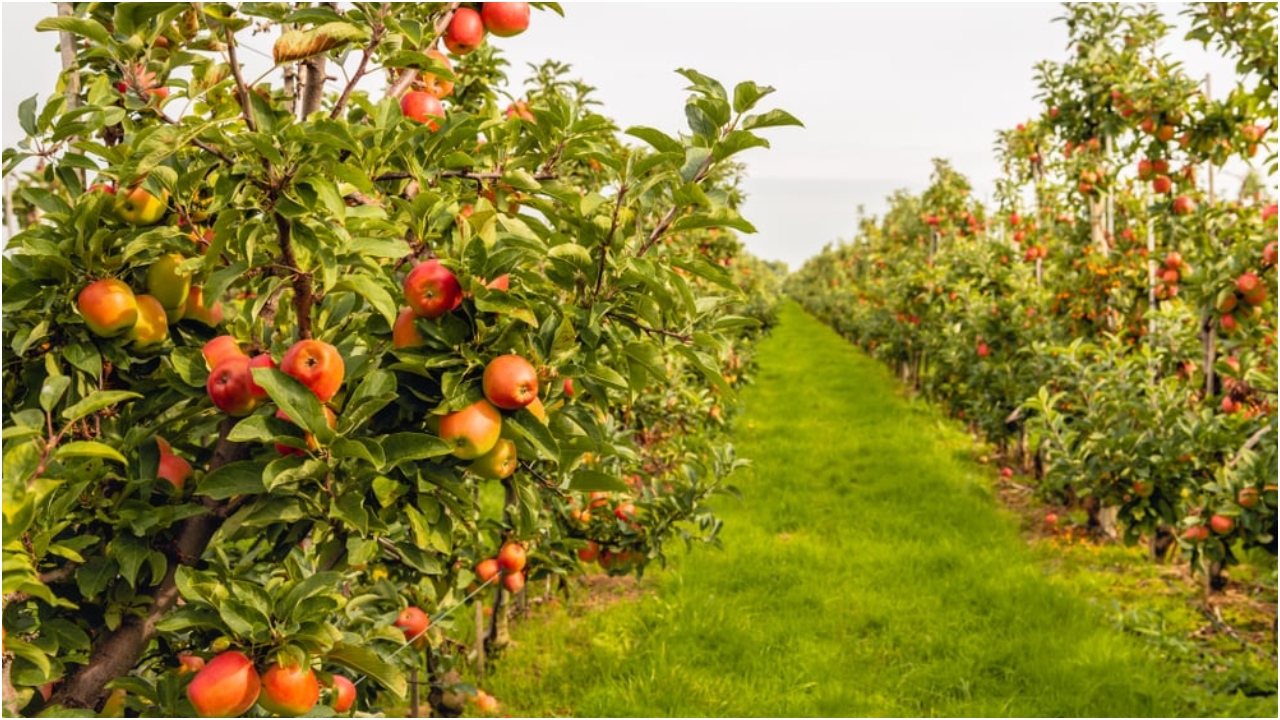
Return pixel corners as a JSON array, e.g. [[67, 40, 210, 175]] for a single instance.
[[483, 354, 539, 409], [1237, 487, 1260, 509], [444, 7, 486, 54], [392, 307, 427, 348], [78, 279, 139, 338], [563, 377, 575, 398], [207, 356, 261, 417], [400, 90, 444, 129], [1152, 175, 1172, 194], [1208, 514, 1235, 535], [158, 452, 193, 491], [202, 336, 247, 370], [395, 606, 430, 645], [186, 651, 260, 719], [330, 674, 356, 713], [476, 558, 500, 584], [1172, 195, 1196, 215], [281, 339, 345, 403], [258, 661, 320, 716], [502, 571, 525, 594], [481, 2, 530, 37], [404, 260, 462, 319], [497, 541, 527, 573], [438, 399, 502, 459]]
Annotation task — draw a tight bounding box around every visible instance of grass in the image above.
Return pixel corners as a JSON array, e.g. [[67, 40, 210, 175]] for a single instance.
[[473, 301, 1277, 717]]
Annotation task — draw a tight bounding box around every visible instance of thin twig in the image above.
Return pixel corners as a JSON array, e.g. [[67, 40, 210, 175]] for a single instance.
[[605, 312, 692, 344], [224, 27, 258, 132], [386, 3, 461, 98], [330, 11, 386, 119], [593, 182, 627, 298]]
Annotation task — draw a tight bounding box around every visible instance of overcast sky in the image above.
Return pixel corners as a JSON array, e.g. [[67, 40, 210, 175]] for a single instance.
[[1, 3, 1259, 268]]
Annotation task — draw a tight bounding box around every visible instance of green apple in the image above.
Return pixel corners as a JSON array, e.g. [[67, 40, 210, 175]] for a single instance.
[[115, 186, 169, 226]]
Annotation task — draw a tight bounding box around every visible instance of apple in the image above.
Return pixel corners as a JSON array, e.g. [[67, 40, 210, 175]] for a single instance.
[[476, 558, 500, 584], [505, 100, 534, 122], [474, 690, 500, 714], [418, 49, 454, 98], [183, 285, 224, 326], [208, 357, 261, 417], [468, 438, 518, 479], [158, 451, 192, 490], [114, 185, 168, 226], [563, 377, 576, 398], [1044, 513, 1059, 526], [577, 540, 599, 564], [146, 254, 192, 315], [497, 541, 527, 573], [485, 274, 510, 291], [483, 355, 539, 409], [1220, 313, 1238, 334], [392, 308, 427, 348], [274, 405, 337, 456], [977, 342, 990, 358], [247, 354, 276, 402], [126, 294, 169, 351], [1163, 251, 1182, 269], [1237, 487, 1260, 509], [395, 606, 430, 645], [258, 661, 320, 716], [330, 674, 356, 713], [202, 336, 247, 370], [1209, 514, 1235, 535], [481, 2, 530, 37], [1182, 525, 1209, 542], [1221, 396, 1240, 414], [1161, 269, 1179, 285], [1152, 175, 1172, 194], [1000, 467, 1013, 479], [1236, 272, 1261, 296], [400, 91, 444, 129], [281, 339, 345, 403], [502, 571, 525, 594], [1172, 195, 1196, 215], [186, 651, 260, 719], [78, 279, 139, 337], [404, 260, 462, 319], [1264, 242, 1277, 267], [177, 654, 206, 674], [1137, 159, 1154, 180], [439, 399, 502, 459], [444, 7, 486, 54]]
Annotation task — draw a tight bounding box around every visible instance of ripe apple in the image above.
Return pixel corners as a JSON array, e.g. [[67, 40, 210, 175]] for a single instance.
[[400, 90, 444, 129], [183, 285, 224, 326], [1161, 269, 1179, 285], [1264, 241, 1277, 267], [177, 654, 206, 674], [977, 342, 990, 358], [1163, 251, 1182, 269], [497, 541, 527, 573], [1220, 313, 1238, 334], [1221, 396, 1240, 414], [563, 377, 576, 398], [258, 662, 320, 716], [468, 438, 518, 479], [127, 294, 170, 351], [474, 690, 500, 714], [158, 451, 192, 490], [419, 49, 454, 98], [999, 467, 1013, 479], [1044, 513, 1059, 526], [483, 355, 539, 409], [505, 100, 534, 122], [274, 405, 338, 456], [476, 558, 500, 584], [1182, 525, 1209, 542], [1172, 195, 1196, 215], [1152, 175, 1172, 194], [78, 279, 139, 337], [614, 502, 637, 523], [1236, 272, 1261, 296], [208, 357, 261, 417], [1208, 514, 1235, 535], [115, 186, 168, 226], [404, 260, 462, 319], [502, 571, 525, 594], [1237, 487, 1260, 509], [202, 336, 247, 370], [481, 2, 530, 37], [392, 308, 427, 349], [577, 540, 599, 564], [146, 254, 192, 316], [395, 606, 430, 645], [186, 651, 260, 719], [444, 7, 486, 54], [439, 399, 502, 459], [281, 339, 345, 403], [1137, 159, 1154, 180], [330, 674, 356, 713]]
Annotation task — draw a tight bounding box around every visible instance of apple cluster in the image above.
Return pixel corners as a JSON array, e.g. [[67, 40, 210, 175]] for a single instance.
[[185, 650, 355, 717], [475, 541, 528, 594], [76, 253, 223, 353]]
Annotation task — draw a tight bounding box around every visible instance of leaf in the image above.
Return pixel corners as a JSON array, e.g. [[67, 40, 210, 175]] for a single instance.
[[334, 275, 397, 327], [569, 469, 628, 493], [40, 375, 72, 413], [732, 80, 774, 113], [381, 433, 452, 468], [61, 390, 142, 423], [18, 95, 38, 137], [624, 126, 682, 154], [251, 369, 330, 440], [197, 460, 267, 499], [742, 108, 804, 130], [680, 147, 712, 184], [504, 409, 559, 460], [328, 643, 407, 699], [35, 16, 111, 45], [55, 441, 127, 466], [273, 22, 368, 64], [625, 342, 666, 382]]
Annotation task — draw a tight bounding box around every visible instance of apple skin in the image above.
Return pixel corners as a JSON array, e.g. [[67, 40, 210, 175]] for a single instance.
[[400, 91, 445, 129], [482, 2, 530, 37], [183, 286, 224, 326], [258, 662, 320, 717], [468, 438, 518, 479], [1209, 514, 1235, 535], [281, 339, 345, 403], [1152, 175, 1172, 194], [497, 541, 527, 573], [404, 260, 463, 319], [439, 399, 503, 459], [207, 356, 261, 417], [114, 186, 168, 226], [330, 675, 357, 713], [127, 294, 170, 351], [502, 571, 525, 594], [78, 279, 139, 338], [146, 254, 192, 314], [444, 7, 486, 54], [418, 49, 454, 98], [476, 558, 501, 584], [485, 274, 510, 291], [1238, 487, 1260, 509], [157, 451, 192, 490], [202, 336, 247, 370], [395, 606, 431, 647], [577, 540, 599, 564], [392, 308, 427, 348], [186, 650, 260, 719], [563, 377, 576, 398], [483, 355, 539, 410]]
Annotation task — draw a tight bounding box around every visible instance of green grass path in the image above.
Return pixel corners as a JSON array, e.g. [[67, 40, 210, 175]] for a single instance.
[[487, 302, 1255, 717]]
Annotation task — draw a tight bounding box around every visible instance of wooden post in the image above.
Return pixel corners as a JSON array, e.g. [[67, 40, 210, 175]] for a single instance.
[[474, 601, 486, 682], [409, 667, 420, 718]]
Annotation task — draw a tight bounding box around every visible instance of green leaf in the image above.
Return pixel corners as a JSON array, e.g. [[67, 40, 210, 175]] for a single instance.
[[334, 275, 397, 327], [328, 643, 407, 699], [251, 369, 330, 440], [501, 168, 543, 192], [61, 390, 142, 423], [76, 557, 117, 599], [381, 433, 452, 468], [55, 441, 127, 466], [35, 16, 111, 45], [279, 572, 344, 617], [18, 95, 38, 137], [569, 469, 628, 493], [680, 147, 712, 184], [505, 408, 559, 460], [197, 460, 268, 499], [742, 108, 804, 130], [625, 126, 682, 154], [40, 375, 72, 413], [732, 80, 773, 113]]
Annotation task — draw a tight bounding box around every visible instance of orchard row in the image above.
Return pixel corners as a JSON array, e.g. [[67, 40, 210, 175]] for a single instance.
[[2, 3, 793, 717]]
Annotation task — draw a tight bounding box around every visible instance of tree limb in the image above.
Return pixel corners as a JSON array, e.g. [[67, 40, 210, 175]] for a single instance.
[[224, 26, 258, 133], [386, 3, 461, 99], [273, 210, 314, 340], [330, 11, 386, 119]]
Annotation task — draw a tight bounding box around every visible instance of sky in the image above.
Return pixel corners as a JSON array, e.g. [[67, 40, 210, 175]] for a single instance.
[[1, 3, 1261, 269]]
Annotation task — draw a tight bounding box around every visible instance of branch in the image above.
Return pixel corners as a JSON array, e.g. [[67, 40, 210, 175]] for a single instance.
[[386, 3, 462, 99], [50, 418, 250, 710], [273, 210, 314, 340], [300, 54, 328, 118], [374, 170, 556, 183], [56, 3, 81, 113], [224, 26, 258, 133], [1227, 422, 1272, 469], [605, 312, 692, 344], [330, 13, 386, 119], [154, 110, 235, 166], [593, 183, 627, 298]]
